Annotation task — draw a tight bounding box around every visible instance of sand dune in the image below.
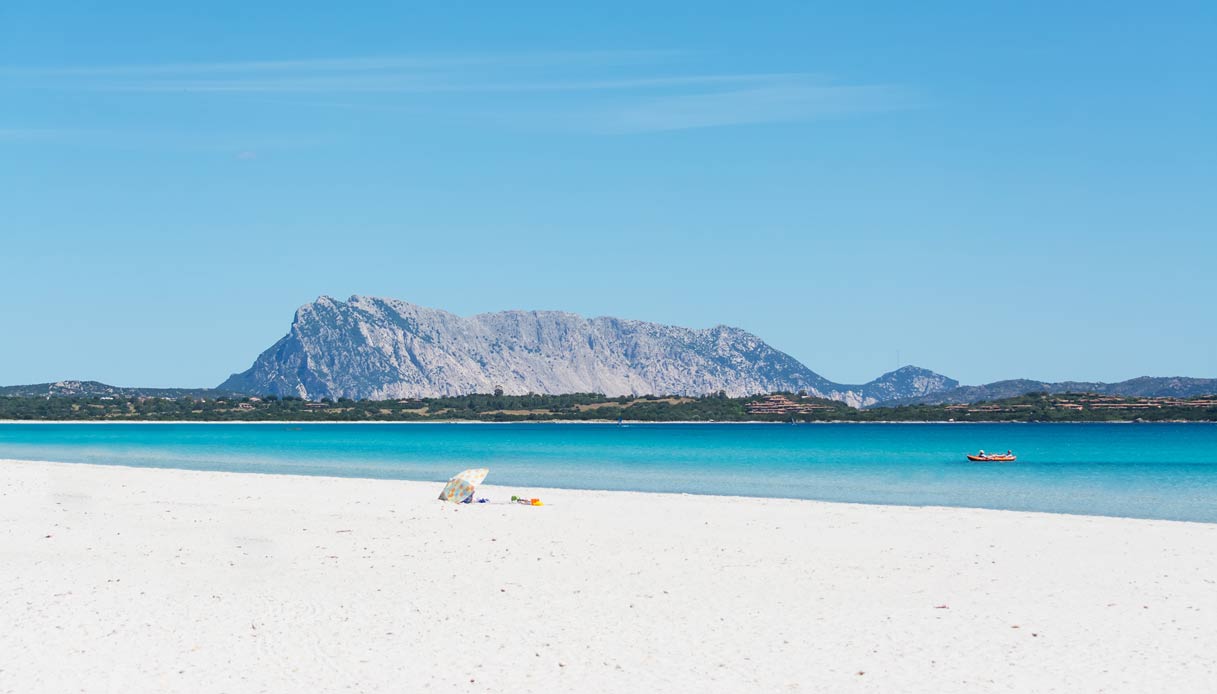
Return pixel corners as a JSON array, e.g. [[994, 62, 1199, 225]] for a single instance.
[[2, 459, 1215, 693]]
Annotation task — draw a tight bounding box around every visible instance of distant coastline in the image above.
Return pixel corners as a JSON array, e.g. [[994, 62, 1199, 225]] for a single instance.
[[2, 419, 1213, 425], [1, 390, 1215, 423]]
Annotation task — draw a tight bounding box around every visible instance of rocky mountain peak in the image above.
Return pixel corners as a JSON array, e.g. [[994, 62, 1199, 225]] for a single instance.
[[220, 296, 957, 406]]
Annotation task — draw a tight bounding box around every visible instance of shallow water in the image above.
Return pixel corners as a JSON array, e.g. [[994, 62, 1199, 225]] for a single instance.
[[2, 422, 1215, 522]]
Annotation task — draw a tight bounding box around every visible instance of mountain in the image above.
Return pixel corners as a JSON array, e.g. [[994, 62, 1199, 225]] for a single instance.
[[852, 366, 958, 404], [9, 300, 1210, 409], [219, 295, 956, 406], [885, 376, 1217, 406], [0, 380, 229, 399]]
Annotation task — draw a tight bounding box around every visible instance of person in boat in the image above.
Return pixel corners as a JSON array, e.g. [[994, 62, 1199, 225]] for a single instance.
[[978, 449, 987, 459], [1006, 450, 1013, 457]]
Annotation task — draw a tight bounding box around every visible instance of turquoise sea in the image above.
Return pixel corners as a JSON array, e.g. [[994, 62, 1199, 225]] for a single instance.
[[1, 423, 1215, 522]]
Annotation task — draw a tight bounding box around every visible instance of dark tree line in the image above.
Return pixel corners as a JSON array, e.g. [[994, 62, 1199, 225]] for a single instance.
[[0, 391, 1213, 422]]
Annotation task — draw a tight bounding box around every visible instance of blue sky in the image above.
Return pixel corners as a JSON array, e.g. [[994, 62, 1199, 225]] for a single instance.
[[2, 1, 1215, 388]]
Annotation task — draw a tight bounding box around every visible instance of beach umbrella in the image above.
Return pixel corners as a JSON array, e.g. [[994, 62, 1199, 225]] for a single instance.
[[438, 468, 489, 503]]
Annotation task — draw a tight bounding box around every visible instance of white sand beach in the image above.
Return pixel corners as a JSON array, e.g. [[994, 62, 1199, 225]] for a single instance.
[[2, 459, 1215, 693]]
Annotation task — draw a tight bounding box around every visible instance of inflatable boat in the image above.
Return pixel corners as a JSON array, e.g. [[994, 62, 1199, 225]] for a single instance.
[[967, 454, 1016, 462]]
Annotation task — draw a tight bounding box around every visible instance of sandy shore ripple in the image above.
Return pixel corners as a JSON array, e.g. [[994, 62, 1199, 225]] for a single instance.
[[2, 459, 1215, 693]]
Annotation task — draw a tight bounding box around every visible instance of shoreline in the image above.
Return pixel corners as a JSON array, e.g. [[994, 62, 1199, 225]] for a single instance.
[[4, 458, 1215, 692], [4, 457, 1213, 526]]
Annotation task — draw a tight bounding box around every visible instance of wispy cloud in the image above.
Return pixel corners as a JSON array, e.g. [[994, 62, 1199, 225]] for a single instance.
[[0, 125, 323, 153], [1, 50, 679, 79], [3, 51, 916, 134], [603, 84, 916, 133], [0, 127, 84, 141], [90, 72, 809, 95]]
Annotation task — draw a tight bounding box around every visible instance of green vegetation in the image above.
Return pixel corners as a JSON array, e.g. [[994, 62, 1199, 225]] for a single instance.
[[0, 391, 1214, 422], [0, 392, 758, 422], [861, 392, 1217, 422]]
